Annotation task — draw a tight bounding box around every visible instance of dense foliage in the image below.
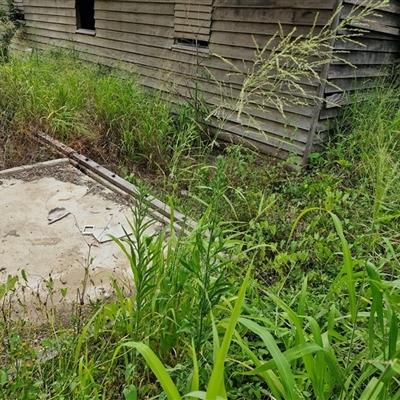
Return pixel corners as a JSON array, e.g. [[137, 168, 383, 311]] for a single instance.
[[1, 1, 400, 394]]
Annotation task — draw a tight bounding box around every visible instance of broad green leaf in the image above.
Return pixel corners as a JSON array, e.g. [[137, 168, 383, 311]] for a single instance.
[[21, 269, 28, 282], [0, 275, 17, 300], [123, 385, 137, 400], [0, 369, 7, 386]]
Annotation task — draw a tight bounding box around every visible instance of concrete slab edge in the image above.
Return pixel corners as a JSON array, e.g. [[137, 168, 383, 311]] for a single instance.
[[34, 133, 197, 235], [68, 159, 173, 230], [0, 158, 70, 177]]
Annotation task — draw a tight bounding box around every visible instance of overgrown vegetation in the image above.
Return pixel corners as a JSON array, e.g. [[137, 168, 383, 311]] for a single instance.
[[0, 49, 207, 175], [1, 1, 400, 398], [208, 0, 389, 150]]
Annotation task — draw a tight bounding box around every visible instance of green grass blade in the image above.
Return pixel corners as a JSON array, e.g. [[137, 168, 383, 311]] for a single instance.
[[74, 307, 103, 365], [360, 378, 384, 400], [388, 312, 398, 359], [244, 342, 322, 375], [205, 264, 253, 400], [366, 263, 384, 357], [185, 392, 225, 400], [233, 334, 284, 399], [185, 392, 206, 399], [297, 277, 308, 317], [211, 311, 220, 365], [327, 304, 336, 345], [239, 317, 302, 400], [329, 212, 357, 324], [267, 292, 317, 388], [307, 317, 326, 398], [190, 338, 199, 397], [120, 342, 182, 400]]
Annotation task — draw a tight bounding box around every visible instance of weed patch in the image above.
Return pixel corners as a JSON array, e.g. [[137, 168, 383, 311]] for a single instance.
[[1, 12, 400, 397]]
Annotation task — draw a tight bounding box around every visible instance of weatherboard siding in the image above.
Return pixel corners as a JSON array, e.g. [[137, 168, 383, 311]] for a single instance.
[[312, 0, 400, 155], [19, 0, 399, 160]]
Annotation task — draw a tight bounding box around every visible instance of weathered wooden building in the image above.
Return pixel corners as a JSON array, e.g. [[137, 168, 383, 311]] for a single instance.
[[9, 0, 400, 162]]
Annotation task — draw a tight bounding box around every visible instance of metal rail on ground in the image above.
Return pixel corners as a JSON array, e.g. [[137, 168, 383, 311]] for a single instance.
[[34, 132, 197, 235]]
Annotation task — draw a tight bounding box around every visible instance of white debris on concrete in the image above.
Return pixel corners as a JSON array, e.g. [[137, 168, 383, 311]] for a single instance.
[[0, 160, 163, 304]]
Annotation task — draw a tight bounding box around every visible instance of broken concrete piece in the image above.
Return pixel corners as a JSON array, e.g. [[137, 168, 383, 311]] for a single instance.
[[47, 207, 70, 224], [82, 225, 95, 235], [5, 230, 20, 237], [92, 224, 133, 243]]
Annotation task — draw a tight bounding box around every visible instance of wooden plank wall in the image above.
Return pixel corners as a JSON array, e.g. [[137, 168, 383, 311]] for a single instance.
[[206, 0, 336, 157], [20, 0, 344, 158], [14, 0, 23, 12], [315, 0, 400, 150], [174, 0, 213, 42]]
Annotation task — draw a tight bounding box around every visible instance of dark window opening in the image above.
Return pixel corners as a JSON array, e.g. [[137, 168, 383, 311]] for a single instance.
[[7, 2, 24, 21], [174, 38, 209, 49], [76, 0, 95, 31], [14, 12, 24, 21]]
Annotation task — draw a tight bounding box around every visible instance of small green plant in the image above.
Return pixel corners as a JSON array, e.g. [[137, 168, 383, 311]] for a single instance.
[[179, 156, 241, 351], [110, 189, 166, 342], [111, 262, 254, 400]]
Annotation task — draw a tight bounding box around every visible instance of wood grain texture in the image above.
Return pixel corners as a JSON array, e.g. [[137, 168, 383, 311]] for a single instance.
[[316, 0, 400, 152], [174, 0, 213, 42], [18, 0, 399, 160]]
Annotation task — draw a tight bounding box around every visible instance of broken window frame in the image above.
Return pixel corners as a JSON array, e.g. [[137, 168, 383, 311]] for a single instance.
[[173, 1, 213, 51], [76, 0, 96, 34]]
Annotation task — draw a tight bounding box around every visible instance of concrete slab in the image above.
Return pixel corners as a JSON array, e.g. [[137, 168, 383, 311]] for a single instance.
[[0, 160, 163, 306]]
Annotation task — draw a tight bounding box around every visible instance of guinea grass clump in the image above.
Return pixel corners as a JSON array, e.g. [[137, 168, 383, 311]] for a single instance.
[[328, 80, 400, 227], [0, 50, 202, 174]]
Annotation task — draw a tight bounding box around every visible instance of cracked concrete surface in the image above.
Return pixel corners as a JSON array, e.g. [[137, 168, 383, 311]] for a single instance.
[[0, 160, 162, 305]]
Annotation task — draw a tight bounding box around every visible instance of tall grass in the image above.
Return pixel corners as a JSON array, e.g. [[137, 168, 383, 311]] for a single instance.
[[2, 151, 398, 400], [208, 0, 390, 143], [329, 82, 400, 228], [0, 2, 400, 398], [0, 49, 206, 175]]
